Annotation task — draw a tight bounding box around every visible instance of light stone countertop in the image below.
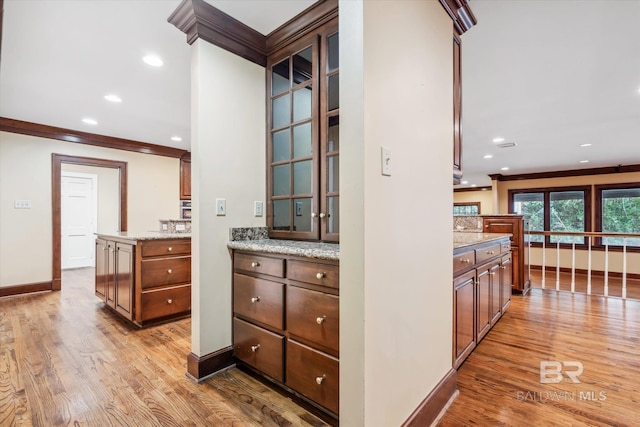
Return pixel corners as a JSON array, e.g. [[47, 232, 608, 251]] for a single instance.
[[96, 231, 191, 242], [453, 232, 512, 250], [227, 239, 339, 261]]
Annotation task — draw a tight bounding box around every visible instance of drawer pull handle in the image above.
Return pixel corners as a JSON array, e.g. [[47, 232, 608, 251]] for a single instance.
[[167, 299, 173, 304], [501, 266, 507, 270], [168, 247, 173, 252], [490, 272, 496, 276], [251, 261, 260, 268], [251, 344, 260, 352], [167, 269, 172, 274], [316, 375, 326, 385], [316, 272, 325, 279], [316, 316, 326, 325], [251, 296, 261, 303], [461, 259, 470, 264], [486, 251, 495, 255]]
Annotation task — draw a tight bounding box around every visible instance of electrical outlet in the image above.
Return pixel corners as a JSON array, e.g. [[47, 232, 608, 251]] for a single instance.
[[254, 201, 263, 217], [14, 199, 32, 209], [216, 198, 226, 216]]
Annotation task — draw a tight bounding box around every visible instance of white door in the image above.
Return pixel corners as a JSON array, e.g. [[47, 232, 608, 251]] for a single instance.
[[62, 172, 98, 269]]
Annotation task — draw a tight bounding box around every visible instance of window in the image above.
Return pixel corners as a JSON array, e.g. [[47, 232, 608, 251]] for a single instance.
[[595, 184, 640, 247], [510, 187, 591, 246], [453, 202, 480, 216]]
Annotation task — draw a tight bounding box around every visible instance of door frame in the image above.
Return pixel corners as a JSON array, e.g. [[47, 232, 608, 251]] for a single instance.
[[52, 154, 127, 290], [61, 171, 99, 269]]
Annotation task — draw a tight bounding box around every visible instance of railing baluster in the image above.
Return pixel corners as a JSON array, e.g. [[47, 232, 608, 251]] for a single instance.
[[556, 240, 560, 291], [587, 236, 592, 295], [604, 238, 609, 297], [571, 242, 576, 293], [542, 237, 546, 289], [622, 237, 627, 300]]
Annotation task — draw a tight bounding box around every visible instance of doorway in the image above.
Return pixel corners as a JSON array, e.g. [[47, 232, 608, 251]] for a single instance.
[[61, 172, 98, 269], [52, 154, 127, 290]]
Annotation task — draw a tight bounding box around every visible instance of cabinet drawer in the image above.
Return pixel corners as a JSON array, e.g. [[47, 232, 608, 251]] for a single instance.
[[233, 318, 284, 382], [141, 256, 191, 289], [475, 244, 501, 264], [286, 340, 339, 415], [287, 260, 339, 289], [141, 240, 191, 257], [453, 250, 475, 274], [287, 286, 339, 353], [233, 274, 284, 330], [140, 284, 191, 322], [234, 253, 284, 278]]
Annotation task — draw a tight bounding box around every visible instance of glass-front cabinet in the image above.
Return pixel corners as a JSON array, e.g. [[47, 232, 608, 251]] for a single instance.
[[267, 21, 339, 242]]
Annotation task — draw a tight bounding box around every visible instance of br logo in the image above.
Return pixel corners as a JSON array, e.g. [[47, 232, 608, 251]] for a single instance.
[[540, 361, 583, 384]]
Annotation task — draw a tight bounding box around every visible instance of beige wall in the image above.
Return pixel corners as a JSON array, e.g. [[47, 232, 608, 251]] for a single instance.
[[190, 40, 266, 357], [496, 172, 640, 273], [61, 163, 120, 234], [454, 189, 495, 214], [0, 131, 180, 287], [341, 1, 453, 425]]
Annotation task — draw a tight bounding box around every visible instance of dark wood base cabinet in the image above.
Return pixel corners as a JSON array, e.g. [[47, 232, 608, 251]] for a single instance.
[[232, 250, 339, 418], [95, 237, 191, 327], [453, 238, 511, 369]]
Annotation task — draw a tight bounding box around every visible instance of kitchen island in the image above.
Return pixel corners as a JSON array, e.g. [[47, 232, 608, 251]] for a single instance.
[[95, 231, 191, 327], [453, 232, 512, 368]]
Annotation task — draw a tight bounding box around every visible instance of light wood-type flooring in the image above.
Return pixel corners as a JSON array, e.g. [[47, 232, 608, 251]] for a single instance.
[[530, 268, 640, 300], [0, 268, 330, 427], [439, 288, 640, 426]]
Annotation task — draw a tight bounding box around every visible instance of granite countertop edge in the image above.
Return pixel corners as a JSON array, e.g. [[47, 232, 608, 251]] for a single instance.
[[96, 231, 192, 241], [453, 232, 512, 249], [227, 239, 339, 261]]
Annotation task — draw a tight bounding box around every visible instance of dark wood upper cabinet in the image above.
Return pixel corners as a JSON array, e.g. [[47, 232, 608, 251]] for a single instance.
[[180, 152, 191, 200], [267, 18, 339, 242], [453, 33, 462, 184]]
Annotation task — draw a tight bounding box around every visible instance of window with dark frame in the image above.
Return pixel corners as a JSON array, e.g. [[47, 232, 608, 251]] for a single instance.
[[453, 202, 480, 216], [509, 186, 591, 246], [595, 183, 640, 247]]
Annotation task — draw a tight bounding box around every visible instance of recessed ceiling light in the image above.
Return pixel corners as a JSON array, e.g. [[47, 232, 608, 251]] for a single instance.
[[501, 167, 510, 171], [580, 143, 592, 147], [171, 136, 182, 142], [471, 184, 477, 187], [492, 137, 505, 143], [461, 180, 469, 185], [580, 160, 589, 163], [143, 54, 163, 67], [104, 94, 122, 103], [82, 117, 98, 125], [483, 154, 493, 159]]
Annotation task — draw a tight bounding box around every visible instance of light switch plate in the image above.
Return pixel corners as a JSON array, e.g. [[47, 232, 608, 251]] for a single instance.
[[254, 201, 263, 217], [216, 198, 226, 216], [381, 147, 391, 176]]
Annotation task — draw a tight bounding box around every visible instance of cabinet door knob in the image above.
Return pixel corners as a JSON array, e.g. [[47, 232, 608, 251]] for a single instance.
[[251, 296, 261, 303], [251, 261, 260, 268], [251, 344, 260, 352], [167, 299, 173, 304], [167, 269, 172, 274], [316, 375, 326, 385], [319, 212, 326, 218], [311, 212, 318, 218], [316, 272, 325, 279], [316, 316, 326, 325], [168, 247, 173, 252]]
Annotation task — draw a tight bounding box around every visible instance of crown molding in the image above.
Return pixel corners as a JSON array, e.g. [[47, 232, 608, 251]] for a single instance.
[[489, 164, 640, 182], [454, 186, 492, 193], [0, 117, 188, 158], [168, 0, 338, 67]]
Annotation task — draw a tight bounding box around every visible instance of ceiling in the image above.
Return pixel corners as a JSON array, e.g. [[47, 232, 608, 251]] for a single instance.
[[1, 1, 638, 185]]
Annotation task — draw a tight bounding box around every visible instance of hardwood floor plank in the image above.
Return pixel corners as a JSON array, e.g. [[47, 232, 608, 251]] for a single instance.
[[0, 268, 328, 426]]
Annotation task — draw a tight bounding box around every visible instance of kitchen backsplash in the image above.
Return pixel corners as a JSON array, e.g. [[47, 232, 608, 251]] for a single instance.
[[230, 227, 269, 241], [159, 219, 191, 233], [454, 215, 482, 231]]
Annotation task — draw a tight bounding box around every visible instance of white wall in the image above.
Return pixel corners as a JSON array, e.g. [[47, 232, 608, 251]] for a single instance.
[[0, 131, 180, 287], [61, 163, 120, 234], [190, 40, 266, 357], [341, 1, 454, 425]]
